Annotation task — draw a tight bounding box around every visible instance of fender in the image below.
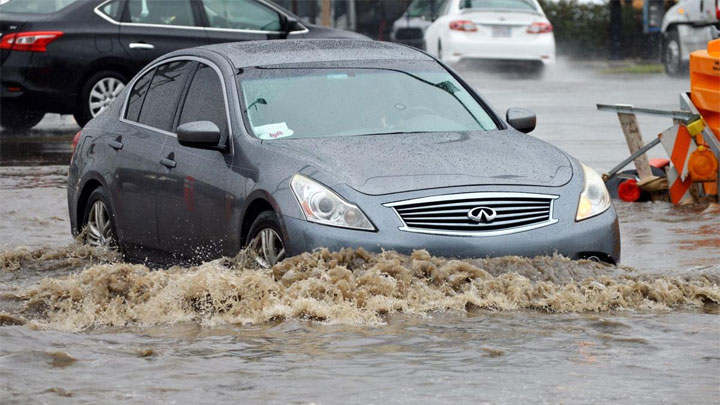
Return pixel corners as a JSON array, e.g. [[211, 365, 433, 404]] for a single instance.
[[234, 189, 288, 252], [73, 56, 135, 96], [71, 170, 114, 235], [662, 3, 691, 33]]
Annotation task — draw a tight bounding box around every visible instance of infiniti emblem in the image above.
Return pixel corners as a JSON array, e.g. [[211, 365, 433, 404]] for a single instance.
[[468, 207, 497, 223]]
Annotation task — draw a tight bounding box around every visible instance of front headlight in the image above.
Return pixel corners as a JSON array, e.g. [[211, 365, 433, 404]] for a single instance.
[[290, 174, 375, 231], [576, 163, 611, 221]]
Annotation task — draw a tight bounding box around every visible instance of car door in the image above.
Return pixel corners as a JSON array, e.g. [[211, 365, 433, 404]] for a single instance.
[[111, 66, 163, 251], [114, 59, 195, 253], [197, 0, 288, 43], [119, 0, 208, 71], [156, 61, 234, 261]]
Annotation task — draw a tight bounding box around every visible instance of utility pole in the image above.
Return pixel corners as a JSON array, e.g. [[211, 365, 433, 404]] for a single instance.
[[322, 0, 332, 27], [610, 0, 623, 60], [347, 0, 356, 31]]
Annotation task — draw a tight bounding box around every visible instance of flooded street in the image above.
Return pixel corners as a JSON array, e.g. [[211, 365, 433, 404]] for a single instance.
[[1, 61, 718, 403]]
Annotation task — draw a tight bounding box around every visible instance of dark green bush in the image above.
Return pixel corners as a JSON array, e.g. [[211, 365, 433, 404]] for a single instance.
[[539, 0, 658, 60]]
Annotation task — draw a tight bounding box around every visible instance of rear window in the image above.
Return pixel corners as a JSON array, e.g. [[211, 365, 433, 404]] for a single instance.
[[460, 0, 538, 12], [0, 0, 82, 14], [98, 0, 123, 21]]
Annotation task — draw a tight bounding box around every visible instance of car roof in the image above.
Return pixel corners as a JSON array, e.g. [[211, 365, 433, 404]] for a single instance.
[[202, 39, 434, 68]]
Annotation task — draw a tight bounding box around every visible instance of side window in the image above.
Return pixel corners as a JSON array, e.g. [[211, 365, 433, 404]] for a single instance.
[[179, 64, 229, 138], [125, 68, 155, 122], [99, 0, 123, 21], [126, 0, 198, 26], [137, 61, 194, 132], [202, 0, 282, 31], [439, 0, 451, 16]]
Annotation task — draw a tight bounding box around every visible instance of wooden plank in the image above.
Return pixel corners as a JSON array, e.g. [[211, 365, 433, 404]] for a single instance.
[[617, 112, 653, 179]]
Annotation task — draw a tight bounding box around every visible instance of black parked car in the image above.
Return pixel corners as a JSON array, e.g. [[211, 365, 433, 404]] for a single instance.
[[0, 0, 365, 131]]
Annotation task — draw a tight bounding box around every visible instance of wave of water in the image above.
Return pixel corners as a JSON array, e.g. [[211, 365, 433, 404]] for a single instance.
[[2, 245, 718, 331]]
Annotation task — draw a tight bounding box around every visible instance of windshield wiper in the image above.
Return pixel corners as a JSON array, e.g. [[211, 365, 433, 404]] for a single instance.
[[434, 80, 460, 94], [377, 68, 482, 127], [245, 97, 267, 112]]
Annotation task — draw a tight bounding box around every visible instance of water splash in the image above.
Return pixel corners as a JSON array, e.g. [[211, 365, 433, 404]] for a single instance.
[[7, 248, 717, 331]]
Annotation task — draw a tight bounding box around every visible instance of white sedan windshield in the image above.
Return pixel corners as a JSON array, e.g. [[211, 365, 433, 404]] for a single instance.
[[241, 68, 498, 140]]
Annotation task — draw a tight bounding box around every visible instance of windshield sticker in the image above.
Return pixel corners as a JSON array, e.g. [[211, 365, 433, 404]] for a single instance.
[[254, 122, 294, 140]]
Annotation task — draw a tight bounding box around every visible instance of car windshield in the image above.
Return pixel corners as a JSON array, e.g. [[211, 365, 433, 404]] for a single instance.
[[0, 0, 81, 14], [459, 0, 538, 12], [240, 67, 497, 140], [407, 0, 446, 19]]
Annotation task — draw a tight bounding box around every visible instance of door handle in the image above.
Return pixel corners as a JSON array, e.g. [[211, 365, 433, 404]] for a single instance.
[[129, 42, 155, 50], [109, 140, 123, 150], [160, 157, 177, 168]]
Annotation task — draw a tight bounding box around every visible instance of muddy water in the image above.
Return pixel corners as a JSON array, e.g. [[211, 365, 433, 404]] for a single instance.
[[1, 62, 719, 403]]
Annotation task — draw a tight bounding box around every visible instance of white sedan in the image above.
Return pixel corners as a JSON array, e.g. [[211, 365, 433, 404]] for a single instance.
[[425, 0, 556, 65]]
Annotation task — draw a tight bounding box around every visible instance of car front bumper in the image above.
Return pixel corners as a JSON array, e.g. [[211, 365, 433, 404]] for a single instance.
[[281, 206, 620, 264]]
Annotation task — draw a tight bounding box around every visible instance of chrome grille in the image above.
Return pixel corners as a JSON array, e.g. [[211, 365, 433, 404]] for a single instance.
[[384, 192, 559, 236]]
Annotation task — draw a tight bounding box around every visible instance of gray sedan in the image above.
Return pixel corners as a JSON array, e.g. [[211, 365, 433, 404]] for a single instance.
[[67, 39, 620, 267]]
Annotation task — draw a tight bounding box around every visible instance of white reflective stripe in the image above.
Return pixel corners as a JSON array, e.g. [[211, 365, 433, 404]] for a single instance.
[[659, 123, 697, 181]]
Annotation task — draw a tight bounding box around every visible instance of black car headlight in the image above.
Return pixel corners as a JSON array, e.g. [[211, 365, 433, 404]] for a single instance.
[[290, 174, 375, 231], [576, 163, 611, 221]]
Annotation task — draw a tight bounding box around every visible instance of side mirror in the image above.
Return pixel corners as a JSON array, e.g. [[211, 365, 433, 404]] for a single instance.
[[506, 107, 536, 133], [283, 16, 302, 33], [177, 121, 221, 149]]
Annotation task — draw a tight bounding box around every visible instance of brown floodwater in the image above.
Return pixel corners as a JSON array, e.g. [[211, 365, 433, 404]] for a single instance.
[[0, 62, 718, 403]]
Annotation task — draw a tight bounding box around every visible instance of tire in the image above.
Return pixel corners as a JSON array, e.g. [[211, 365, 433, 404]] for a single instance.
[[0, 104, 45, 132], [74, 70, 127, 128], [82, 187, 119, 249], [244, 211, 286, 268], [663, 29, 684, 77]]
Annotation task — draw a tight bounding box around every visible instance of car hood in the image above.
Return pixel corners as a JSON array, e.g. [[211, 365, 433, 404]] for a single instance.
[[265, 131, 573, 196]]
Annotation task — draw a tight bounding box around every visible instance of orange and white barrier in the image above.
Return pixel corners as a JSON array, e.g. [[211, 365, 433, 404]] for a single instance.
[[665, 165, 693, 205], [660, 124, 696, 182], [598, 39, 719, 206]]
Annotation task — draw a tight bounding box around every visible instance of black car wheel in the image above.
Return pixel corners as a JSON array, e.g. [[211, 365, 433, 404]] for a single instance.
[[82, 188, 118, 249], [0, 105, 45, 132], [663, 29, 684, 77], [245, 211, 286, 268], [74, 71, 127, 127]]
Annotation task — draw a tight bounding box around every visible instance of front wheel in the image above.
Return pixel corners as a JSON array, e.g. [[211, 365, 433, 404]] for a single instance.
[[82, 188, 118, 249], [245, 211, 286, 268], [663, 29, 684, 77], [74, 71, 127, 127], [0, 105, 45, 132]]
